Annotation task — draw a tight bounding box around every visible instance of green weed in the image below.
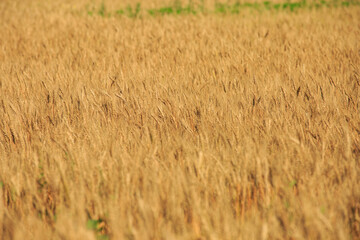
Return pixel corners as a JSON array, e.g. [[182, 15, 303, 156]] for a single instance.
[[87, 0, 359, 18], [289, 180, 297, 188], [98, 2, 106, 17], [87, 218, 109, 240], [126, 3, 141, 18]]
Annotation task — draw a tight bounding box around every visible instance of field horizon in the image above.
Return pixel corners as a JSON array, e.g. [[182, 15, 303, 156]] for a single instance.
[[0, 0, 359, 239]]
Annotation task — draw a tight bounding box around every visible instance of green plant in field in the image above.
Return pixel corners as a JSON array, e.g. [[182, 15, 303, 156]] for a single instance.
[[98, 2, 106, 17], [174, 0, 195, 14], [90, 0, 360, 18], [160, 7, 174, 15], [148, 1, 197, 16], [148, 6, 174, 16], [273, 3, 281, 9], [126, 3, 141, 18], [215, 3, 226, 13], [86, 3, 95, 16], [320, 206, 326, 214], [147, 9, 156, 16], [115, 9, 124, 16], [263, 1, 272, 9], [289, 180, 297, 188], [198, 0, 206, 13], [87, 218, 109, 240]]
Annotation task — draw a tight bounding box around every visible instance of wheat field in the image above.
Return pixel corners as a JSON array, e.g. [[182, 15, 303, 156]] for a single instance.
[[0, 0, 359, 239]]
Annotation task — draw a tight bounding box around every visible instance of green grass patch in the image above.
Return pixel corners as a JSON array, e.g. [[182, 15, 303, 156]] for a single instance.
[[86, 0, 360, 18]]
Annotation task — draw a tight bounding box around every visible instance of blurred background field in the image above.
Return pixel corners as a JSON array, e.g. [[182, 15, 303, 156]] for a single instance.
[[0, 0, 359, 239]]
